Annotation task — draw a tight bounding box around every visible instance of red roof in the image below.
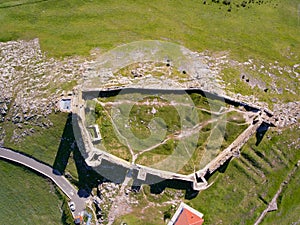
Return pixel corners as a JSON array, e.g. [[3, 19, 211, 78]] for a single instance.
[[174, 208, 204, 225]]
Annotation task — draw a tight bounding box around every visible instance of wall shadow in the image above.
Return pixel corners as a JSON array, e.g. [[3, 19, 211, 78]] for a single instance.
[[52, 113, 106, 197], [255, 122, 270, 146], [72, 147, 106, 197], [216, 157, 231, 174], [92, 159, 128, 184], [203, 156, 233, 184], [83, 88, 261, 113], [149, 179, 199, 200], [53, 113, 73, 174], [129, 169, 199, 199]]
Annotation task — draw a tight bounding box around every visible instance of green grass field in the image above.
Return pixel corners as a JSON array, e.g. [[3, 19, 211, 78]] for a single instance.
[[0, 160, 64, 225], [262, 163, 300, 224], [0, 0, 299, 63]]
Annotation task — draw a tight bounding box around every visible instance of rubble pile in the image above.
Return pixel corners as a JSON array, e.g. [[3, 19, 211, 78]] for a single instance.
[[273, 101, 300, 127], [0, 39, 88, 144], [244, 59, 299, 95], [83, 45, 226, 95], [95, 182, 139, 211]]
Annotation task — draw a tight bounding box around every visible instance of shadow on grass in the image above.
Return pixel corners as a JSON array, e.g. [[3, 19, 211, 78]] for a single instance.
[[53, 113, 73, 174], [53, 113, 106, 196], [255, 122, 270, 146], [73, 146, 106, 194], [216, 157, 231, 173], [149, 179, 199, 200]]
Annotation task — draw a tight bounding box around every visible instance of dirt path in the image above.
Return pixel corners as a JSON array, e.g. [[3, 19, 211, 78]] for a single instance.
[[136, 118, 217, 157], [96, 100, 136, 163]]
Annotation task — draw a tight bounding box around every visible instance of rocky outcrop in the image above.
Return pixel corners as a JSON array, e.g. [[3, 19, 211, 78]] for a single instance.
[[273, 102, 300, 127], [0, 39, 89, 144]]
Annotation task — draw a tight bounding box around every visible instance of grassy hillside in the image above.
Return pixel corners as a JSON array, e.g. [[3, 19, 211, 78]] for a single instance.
[[262, 163, 300, 224], [0, 160, 64, 225], [190, 126, 300, 224], [3, 113, 69, 165], [0, 0, 299, 65]]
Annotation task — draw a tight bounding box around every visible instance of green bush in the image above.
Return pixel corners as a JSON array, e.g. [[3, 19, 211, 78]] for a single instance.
[[223, 0, 231, 5]]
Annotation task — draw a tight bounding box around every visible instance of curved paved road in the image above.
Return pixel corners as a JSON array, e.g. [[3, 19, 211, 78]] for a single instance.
[[0, 147, 87, 217]]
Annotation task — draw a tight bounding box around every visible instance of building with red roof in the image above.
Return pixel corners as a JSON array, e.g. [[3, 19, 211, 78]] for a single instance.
[[168, 202, 204, 225]]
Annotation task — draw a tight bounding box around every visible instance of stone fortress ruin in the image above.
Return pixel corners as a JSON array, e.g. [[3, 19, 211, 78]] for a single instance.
[[73, 87, 276, 191], [71, 41, 280, 191]]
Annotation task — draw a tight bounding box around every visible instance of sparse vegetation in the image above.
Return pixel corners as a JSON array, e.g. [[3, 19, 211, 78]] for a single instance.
[[95, 103, 132, 161]]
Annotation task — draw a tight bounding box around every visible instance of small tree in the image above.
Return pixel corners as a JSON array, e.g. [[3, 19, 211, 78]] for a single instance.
[[95, 104, 102, 117], [223, 0, 231, 5], [241, 1, 247, 7], [164, 210, 171, 221]]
